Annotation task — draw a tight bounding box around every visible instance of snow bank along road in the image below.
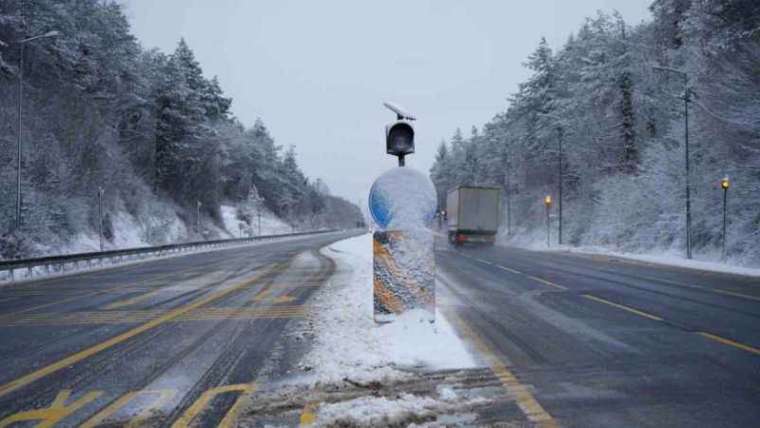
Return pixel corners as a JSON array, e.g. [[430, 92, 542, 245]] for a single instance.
[[0, 230, 360, 427], [437, 239, 760, 427]]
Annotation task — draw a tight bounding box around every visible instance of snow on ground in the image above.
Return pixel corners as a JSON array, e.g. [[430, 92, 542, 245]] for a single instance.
[[220, 204, 292, 238], [558, 245, 760, 277], [109, 211, 157, 249], [500, 229, 760, 277], [295, 233, 478, 386], [312, 391, 485, 427]]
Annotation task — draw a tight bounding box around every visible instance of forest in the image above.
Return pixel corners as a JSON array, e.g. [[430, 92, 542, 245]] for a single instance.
[[430, 0, 760, 266], [0, 0, 363, 258]]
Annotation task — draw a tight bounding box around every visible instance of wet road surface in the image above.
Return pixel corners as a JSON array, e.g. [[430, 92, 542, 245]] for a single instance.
[[436, 241, 760, 427], [0, 231, 358, 427]]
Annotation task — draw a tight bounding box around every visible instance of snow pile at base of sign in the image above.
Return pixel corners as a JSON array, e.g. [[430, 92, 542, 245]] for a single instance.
[[295, 233, 478, 385], [369, 167, 436, 232]]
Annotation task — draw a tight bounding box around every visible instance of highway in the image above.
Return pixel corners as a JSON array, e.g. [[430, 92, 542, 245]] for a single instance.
[[436, 240, 760, 427], [0, 231, 358, 427], [0, 230, 758, 427]]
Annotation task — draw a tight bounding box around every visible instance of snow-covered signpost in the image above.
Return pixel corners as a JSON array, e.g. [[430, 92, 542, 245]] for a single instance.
[[369, 103, 436, 323]]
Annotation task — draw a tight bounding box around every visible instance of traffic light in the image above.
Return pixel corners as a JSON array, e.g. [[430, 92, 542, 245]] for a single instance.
[[385, 121, 415, 156], [383, 102, 416, 165]]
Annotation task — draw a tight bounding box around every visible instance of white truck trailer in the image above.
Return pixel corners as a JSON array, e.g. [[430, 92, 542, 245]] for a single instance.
[[446, 186, 500, 245]]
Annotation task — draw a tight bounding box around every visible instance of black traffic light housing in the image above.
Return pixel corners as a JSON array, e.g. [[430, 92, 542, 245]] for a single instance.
[[383, 102, 416, 166]]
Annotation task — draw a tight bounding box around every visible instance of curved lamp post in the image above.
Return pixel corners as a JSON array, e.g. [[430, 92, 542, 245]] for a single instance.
[[14, 30, 61, 230], [721, 177, 730, 261]]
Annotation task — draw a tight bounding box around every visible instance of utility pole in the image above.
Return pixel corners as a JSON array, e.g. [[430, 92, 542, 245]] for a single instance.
[[13, 30, 60, 230], [721, 177, 730, 261], [501, 142, 512, 236], [256, 196, 265, 236], [196, 200, 202, 236], [653, 66, 692, 259], [544, 195, 552, 248], [98, 187, 104, 251], [15, 41, 23, 230], [557, 127, 564, 246], [684, 84, 692, 259]]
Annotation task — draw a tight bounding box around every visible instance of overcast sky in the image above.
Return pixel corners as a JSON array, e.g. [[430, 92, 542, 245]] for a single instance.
[[122, 0, 652, 203]]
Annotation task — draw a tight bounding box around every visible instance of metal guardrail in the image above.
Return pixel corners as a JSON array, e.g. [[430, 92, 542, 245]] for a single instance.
[[0, 229, 341, 283]]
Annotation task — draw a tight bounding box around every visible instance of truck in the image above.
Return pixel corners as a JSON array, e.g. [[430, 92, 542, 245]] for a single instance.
[[446, 186, 500, 245]]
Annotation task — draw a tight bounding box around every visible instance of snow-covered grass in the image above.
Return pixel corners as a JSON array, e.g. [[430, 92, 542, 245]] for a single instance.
[[499, 233, 760, 277], [295, 233, 478, 386], [499, 222, 760, 277], [219, 204, 292, 238], [557, 245, 760, 277]]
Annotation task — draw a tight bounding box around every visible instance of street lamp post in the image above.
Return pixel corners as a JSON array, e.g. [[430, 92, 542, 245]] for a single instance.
[[196, 200, 202, 236], [653, 66, 692, 259], [557, 127, 564, 246], [256, 196, 265, 236], [544, 195, 552, 248], [540, 113, 565, 246], [98, 187, 104, 251], [13, 30, 60, 230], [500, 142, 512, 237], [721, 177, 730, 261]]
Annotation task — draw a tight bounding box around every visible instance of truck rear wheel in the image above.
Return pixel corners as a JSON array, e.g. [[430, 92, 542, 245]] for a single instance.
[[448, 232, 460, 246]]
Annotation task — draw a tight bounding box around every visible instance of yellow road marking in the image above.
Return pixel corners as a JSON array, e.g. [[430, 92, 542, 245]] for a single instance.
[[81, 389, 175, 428], [218, 385, 256, 428], [526, 275, 567, 290], [493, 264, 522, 275], [251, 289, 297, 304], [0, 306, 306, 327], [712, 288, 760, 302], [0, 265, 278, 399], [444, 310, 557, 427], [105, 288, 165, 309], [466, 255, 567, 291], [300, 401, 318, 426], [697, 332, 760, 356], [252, 289, 272, 301], [0, 389, 103, 428], [5, 290, 105, 317], [172, 383, 255, 428], [582, 294, 664, 321], [631, 275, 760, 303]]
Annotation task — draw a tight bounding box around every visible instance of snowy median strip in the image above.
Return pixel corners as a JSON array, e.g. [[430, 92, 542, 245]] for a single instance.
[[294, 233, 479, 386]]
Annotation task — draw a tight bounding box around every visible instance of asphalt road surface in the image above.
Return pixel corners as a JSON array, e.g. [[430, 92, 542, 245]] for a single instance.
[[1, 230, 758, 427], [0, 230, 359, 427], [436, 240, 760, 427]]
